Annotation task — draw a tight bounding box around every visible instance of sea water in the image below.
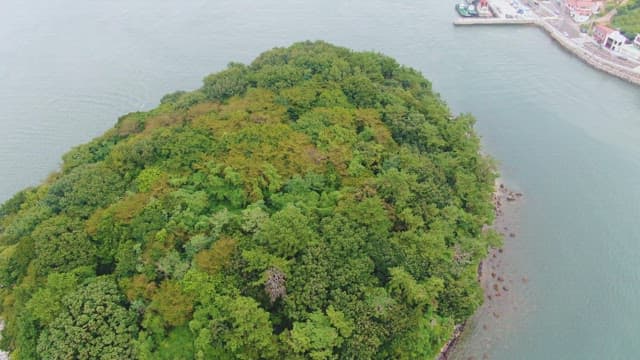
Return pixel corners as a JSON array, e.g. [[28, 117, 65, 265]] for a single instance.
[[1, 1, 639, 358]]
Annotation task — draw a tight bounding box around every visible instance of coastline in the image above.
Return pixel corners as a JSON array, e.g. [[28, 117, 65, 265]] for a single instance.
[[537, 20, 640, 86], [0, 321, 7, 360], [453, 19, 640, 87], [437, 181, 523, 360]]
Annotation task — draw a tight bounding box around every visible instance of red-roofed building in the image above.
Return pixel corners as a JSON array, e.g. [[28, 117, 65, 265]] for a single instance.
[[593, 24, 615, 44], [566, 0, 602, 22]]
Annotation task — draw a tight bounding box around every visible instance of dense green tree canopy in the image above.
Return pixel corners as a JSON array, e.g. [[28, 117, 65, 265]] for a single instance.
[[612, 0, 640, 38], [0, 41, 499, 359]]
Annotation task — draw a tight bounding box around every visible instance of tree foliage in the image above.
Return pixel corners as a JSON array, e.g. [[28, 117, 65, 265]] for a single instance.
[[0, 41, 497, 359], [36, 278, 137, 359], [612, 0, 640, 37]]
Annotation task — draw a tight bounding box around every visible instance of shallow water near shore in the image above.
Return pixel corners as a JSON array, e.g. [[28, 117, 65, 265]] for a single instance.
[[2, 1, 640, 359]]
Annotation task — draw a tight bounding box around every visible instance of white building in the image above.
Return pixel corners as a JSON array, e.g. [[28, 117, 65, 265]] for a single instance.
[[603, 31, 627, 52], [603, 32, 640, 61]]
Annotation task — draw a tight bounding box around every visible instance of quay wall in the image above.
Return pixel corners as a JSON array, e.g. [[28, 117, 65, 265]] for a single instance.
[[453, 18, 640, 86]]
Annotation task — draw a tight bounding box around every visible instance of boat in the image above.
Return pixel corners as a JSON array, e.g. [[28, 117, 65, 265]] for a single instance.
[[456, 3, 474, 16]]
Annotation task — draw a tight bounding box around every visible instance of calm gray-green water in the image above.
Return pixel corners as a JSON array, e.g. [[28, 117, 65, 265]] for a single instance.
[[1, 1, 639, 359]]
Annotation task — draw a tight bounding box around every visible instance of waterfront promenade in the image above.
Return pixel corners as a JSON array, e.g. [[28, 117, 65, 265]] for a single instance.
[[453, 1, 640, 86]]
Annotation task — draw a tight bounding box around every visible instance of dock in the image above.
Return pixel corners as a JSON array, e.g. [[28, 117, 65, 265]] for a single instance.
[[453, 17, 537, 25]]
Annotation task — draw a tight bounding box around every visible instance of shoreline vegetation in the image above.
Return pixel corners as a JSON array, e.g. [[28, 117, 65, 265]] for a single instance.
[[438, 181, 523, 360], [0, 42, 499, 359]]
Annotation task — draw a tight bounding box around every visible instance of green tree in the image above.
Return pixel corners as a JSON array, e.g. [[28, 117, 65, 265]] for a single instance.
[[190, 296, 277, 360], [32, 215, 96, 275], [0, 42, 498, 359], [254, 204, 318, 259], [203, 63, 249, 101], [36, 277, 137, 359]]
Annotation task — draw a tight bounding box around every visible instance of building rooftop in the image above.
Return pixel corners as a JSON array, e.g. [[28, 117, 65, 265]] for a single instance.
[[566, 0, 597, 9], [595, 24, 614, 35], [608, 31, 628, 43]]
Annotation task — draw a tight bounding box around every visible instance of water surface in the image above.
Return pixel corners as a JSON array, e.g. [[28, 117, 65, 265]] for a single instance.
[[1, 1, 639, 358]]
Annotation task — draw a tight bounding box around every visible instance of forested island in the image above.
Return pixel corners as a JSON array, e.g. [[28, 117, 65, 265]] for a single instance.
[[0, 41, 499, 359]]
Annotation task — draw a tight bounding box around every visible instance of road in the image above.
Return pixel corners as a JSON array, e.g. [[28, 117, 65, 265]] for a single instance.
[[595, 0, 630, 23]]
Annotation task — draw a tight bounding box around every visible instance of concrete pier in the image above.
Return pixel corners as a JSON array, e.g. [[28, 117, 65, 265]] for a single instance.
[[453, 17, 536, 25]]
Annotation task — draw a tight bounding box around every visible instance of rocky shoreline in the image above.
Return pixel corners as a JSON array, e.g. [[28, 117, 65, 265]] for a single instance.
[[437, 182, 523, 360], [0, 321, 7, 360], [437, 322, 466, 360]]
